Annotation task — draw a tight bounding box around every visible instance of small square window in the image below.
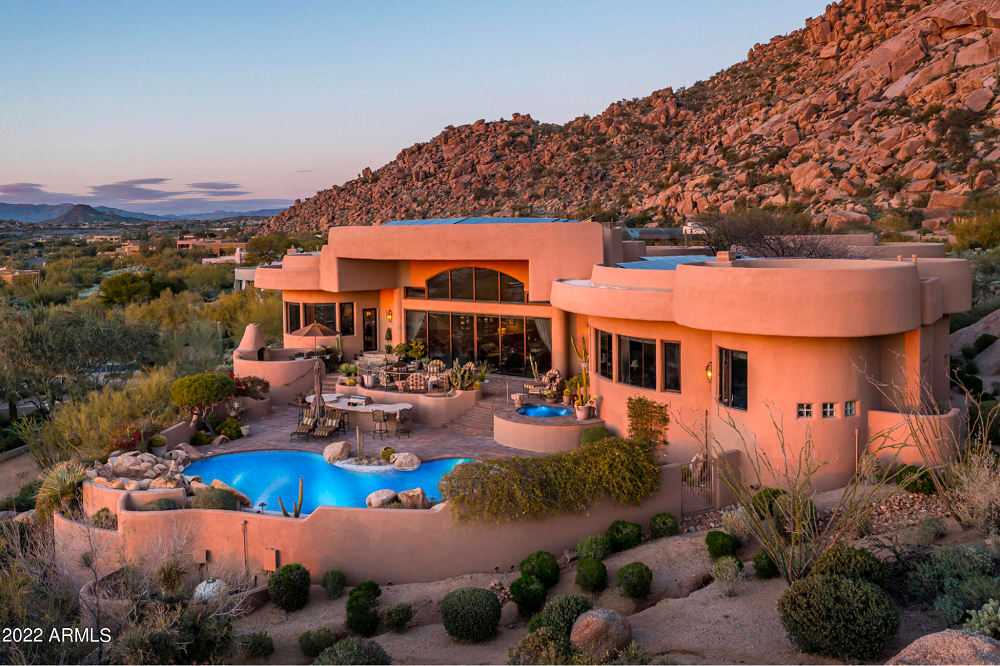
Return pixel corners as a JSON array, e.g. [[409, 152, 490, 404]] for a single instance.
[[822, 402, 836, 418], [845, 400, 857, 417], [796, 403, 812, 418]]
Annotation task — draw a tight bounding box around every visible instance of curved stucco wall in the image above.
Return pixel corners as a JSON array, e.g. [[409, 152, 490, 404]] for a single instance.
[[233, 354, 316, 402], [673, 259, 923, 338], [550, 279, 673, 321]]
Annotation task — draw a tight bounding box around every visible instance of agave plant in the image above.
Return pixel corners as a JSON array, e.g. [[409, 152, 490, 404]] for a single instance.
[[36, 460, 88, 520]]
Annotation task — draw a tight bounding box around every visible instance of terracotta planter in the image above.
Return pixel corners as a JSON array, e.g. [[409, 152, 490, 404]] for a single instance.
[[575, 404, 593, 420], [545, 395, 557, 404], [562, 394, 572, 405]]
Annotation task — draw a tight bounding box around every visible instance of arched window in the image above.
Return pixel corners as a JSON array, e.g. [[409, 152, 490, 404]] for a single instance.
[[418, 267, 525, 303]]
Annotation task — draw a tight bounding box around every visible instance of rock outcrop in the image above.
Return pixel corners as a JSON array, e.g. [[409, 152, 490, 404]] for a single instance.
[[323, 440, 351, 463], [888, 629, 1000, 664], [570, 609, 633, 661], [366, 489, 398, 508], [397, 487, 430, 509]]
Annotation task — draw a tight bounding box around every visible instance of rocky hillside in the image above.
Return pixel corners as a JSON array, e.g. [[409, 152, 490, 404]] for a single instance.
[[263, 0, 1000, 234]]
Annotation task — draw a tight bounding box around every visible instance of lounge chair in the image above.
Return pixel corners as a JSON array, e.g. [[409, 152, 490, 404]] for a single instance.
[[313, 414, 342, 440], [290, 416, 316, 441]]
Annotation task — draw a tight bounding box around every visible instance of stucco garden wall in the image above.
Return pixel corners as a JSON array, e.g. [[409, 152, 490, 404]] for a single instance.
[[334, 384, 481, 428]]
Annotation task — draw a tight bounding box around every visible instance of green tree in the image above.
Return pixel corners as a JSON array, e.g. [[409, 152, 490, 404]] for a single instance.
[[245, 234, 291, 265], [170, 373, 237, 435]]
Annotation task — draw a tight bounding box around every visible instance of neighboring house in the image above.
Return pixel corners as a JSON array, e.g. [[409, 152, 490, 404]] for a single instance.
[[234, 265, 256, 291], [252, 217, 971, 489], [0, 267, 40, 284], [202, 246, 247, 265], [176, 238, 246, 256]]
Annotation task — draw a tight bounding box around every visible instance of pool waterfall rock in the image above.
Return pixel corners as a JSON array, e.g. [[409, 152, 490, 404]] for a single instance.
[[211, 479, 252, 506], [366, 489, 398, 508], [398, 487, 429, 509], [323, 440, 351, 464], [389, 452, 421, 471]]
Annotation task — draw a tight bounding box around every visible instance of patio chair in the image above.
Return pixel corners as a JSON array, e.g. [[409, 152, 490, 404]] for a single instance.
[[371, 409, 390, 440], [313, 413, 342, 440], [393, 408, 412, 439], [405, 372, 428, 394], [290, 415, 316, 441]]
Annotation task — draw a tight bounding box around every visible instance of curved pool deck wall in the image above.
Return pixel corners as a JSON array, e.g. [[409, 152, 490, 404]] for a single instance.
[[493, 406, 605, 452], [58, 457, 739, 588], [334, 385, 481, 428], [233, 351, 317, 403]]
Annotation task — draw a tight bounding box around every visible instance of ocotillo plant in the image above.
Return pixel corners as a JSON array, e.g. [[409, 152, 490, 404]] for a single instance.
[[279, 478, 304, 518]]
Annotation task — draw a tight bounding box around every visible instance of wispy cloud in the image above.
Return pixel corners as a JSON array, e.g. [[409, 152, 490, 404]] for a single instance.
[[89, 178, 184, 201], [188, 181, 242, 190]]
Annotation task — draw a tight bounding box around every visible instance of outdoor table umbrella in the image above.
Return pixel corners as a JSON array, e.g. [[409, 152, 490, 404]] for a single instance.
[[291, 322, 337, 349], [309, 360, 325, 420]]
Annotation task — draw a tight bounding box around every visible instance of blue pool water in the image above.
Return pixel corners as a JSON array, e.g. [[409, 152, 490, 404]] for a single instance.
[[183, 451, 472, 513], [516, 404, 573, 418]]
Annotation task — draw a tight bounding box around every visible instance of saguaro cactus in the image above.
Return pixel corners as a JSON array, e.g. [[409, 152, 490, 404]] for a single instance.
[[279, 478, 304, 518]]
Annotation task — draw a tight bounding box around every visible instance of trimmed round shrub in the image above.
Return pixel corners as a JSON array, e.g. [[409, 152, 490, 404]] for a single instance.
[[323, 569, 346, 599], [385, 602, 413, 632], [351, 580, 381, 601], [617, 562, 653, 599], [510, 575, 547, 617], [811, 544, 887, 588], [580, 425, 612, 445], [315, 637, 391, 665], [346, 593, 379, 637], [778, 575, 899, 661], [380, 446, 395, 462], [170, 372, 237, 416], [752, 549, 780, 580], [190, 487, 239, 511], [649, 512, 679, 539], [575, 558, 607, 592], [606, 520, 642, 552], [138, 497, 177, 511], [241, 630, 274, 657], [976, 333, 999, 353], [751, 487, 787, 518], [299, 628, 339, 658], [440, 587, 501, 642], [218, 417, 243, 441], [896, 465, 935, 495], [527, 594, 593, 638], [577, 535, 612, 562], [268, 563, 311, 612], [508, 627, 580, 665], [190, 430, 214, 446], [705, 530, 739, 559], [520, 550, 560, 588]]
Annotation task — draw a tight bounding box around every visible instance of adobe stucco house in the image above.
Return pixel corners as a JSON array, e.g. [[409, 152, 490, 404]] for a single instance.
[[249, 218, 972, 489]]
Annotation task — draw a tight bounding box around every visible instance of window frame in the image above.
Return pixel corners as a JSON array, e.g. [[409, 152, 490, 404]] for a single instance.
[[718, 347, 748, 411], [285, 302, 301, 334], [796, 403, 813, 419], [595, 329, 613, 380], [617, 334, 656, 390], [339, 302, 356, 336], [662, 341, 681, 393], [844, 400, 857, 417], [822, 402, 836, 418]]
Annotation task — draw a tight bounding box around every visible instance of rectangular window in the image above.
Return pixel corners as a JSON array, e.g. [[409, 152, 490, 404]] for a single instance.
[[596, 329, 613, 379], [405, 310, 427, 347], [403, 286, 426, 299], [474, 268, 499, 301], [797, 403, 812, 418], [500, 272, 525, 303], [822, 402, 836, 418], [618, 335, 656, 390], [285, 302, 301, 334], [845, 400, 857, 417], [450, 267, 474, 301], [719, 348, 748, 410], [662, 342, 681, 392], [427, 312, 451, 362], [304, 303, 337, 329], [339, 302, 355, 336]]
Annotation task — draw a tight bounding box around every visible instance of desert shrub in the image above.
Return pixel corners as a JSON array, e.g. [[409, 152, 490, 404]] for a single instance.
[[626, 395, 669, 447], [346, 591, 379, 637], [606, 520, 642, 551], [439, 436, 659, 522], [576, 535, 612, 561], [507, 627, 581, 665], [575, 558, 608, 592], [236, 375, 270, 399], [948, 450, 1000, 535], [112, 626, 184, 664], [0, 479, 39, 512], [148, 434, 167, 448], [617, 562, 653, 599], [580, 425, 612, 444], [778, 575, 899, 661], [217, 417, 243, 441], [976, 333, 999, 353], [323, 569, 346, 599], [179, 605, 235, 663], [268, 563, 311, 612], [713, 556, 745, 597], [384, 602, 412, 632], [964, 598, 1000, 639], [968, 400, 1000, 448], [189, 430, 213, 446], [706, 530, 739, 559], [510, 575, 547, 617], [527, 594, 593, 639], [241, 630, 275, 657], [440, 587, 501, 642], [750, 487, 787, 518], [934, 576, 1000, 625], [753, 549, 780, 579], [190, 487, 238, 511], [607, 641, 652, 665], [917, 516, 948, 542], [299, 628, 339, 658], [138, 497, 177, 511], [315, 637, 391, 665], [155, 557, 189, 596], [811, 544, 887, 588], [351, 580, 381, 601], [92, 507, 117, 530], [896, 465, 935, 494], [35, 460, 86, 520], [649, 512, 679, 539], [520, 551, 560, 588], [379, 446, 395, 462], [904, 545, 995, 602]]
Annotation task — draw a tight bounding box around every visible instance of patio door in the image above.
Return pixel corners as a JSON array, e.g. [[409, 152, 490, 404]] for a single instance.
[[362, 308, 377, 352]]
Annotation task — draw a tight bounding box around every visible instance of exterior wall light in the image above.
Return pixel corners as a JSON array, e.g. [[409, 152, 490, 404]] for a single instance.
[[386, 309, 393, 323], [705, 362, 712, 383]]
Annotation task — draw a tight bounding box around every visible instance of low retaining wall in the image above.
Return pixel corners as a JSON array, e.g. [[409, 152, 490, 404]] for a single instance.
[[493, 407, 604, 452], [233, 355, 315, 403], [334, 385, 482, 428], [867, 407, 962, 466], [67, 464, 687, 585]]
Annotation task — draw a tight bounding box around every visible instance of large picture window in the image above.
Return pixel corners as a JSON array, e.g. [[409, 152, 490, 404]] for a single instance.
[[339, 302, 355, 336], [303, 303, 337, 329], [618, 335, 656, 390], [719, 347, 748, 410], [596, 330, 613, 379], [663, 342, 681, 392], [420, 267, 526, 303], [285, 302, 301, 334]]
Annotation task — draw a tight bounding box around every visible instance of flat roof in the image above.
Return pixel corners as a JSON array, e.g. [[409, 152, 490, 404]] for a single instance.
[[382, 217, 580, 226], [616, 255, 715, 270]]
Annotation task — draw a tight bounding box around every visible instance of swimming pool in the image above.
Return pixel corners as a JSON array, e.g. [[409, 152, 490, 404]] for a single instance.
[[183, 451, 472, 513], [516, 404, 573, 418]]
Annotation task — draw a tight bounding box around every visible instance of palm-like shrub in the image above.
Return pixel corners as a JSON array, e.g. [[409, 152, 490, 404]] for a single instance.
[[440, 588, 501, 641], [520, 551, 560, 588], [35, 460, 87, 520], [268, 563, 311, 612]]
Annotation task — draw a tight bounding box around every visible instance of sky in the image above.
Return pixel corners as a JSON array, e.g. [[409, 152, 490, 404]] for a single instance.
[[0, 0, 829, 215]]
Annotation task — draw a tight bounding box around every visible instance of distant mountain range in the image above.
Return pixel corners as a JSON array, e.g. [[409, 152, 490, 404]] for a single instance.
[[0, 202, 286, 224]]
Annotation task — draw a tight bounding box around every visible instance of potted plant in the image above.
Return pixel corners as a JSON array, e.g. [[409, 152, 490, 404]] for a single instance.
[[544, 390, 557, 404], [348, 377, 357, 386], [574, 395, 592, 420], [562, 388, 572, 405], [240, 424, 251, 437]]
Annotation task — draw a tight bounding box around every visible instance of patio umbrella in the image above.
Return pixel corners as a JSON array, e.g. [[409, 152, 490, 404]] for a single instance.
[[310, 359, 325, 421], [292, 322, 337, 349]]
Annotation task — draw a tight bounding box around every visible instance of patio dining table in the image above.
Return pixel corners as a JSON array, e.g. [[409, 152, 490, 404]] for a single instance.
[[305, 393, 413, 415]]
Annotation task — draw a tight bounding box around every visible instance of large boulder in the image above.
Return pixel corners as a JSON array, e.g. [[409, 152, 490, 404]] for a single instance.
[[192, 578, 228, 603], [366, 489, 398, 508], [570, 609, 632, 661], [389, 452, 421, 471], [323, 441, 351, 463], [210, 479, 251, 506], [888, 629, 1000, 665], [398, 487, 429, 509], [173, 442, 204, 461], [149, 475, 182, 490]]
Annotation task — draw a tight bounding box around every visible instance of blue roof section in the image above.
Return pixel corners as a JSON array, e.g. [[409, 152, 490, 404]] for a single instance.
[[383, 217, 579, 226], [616, 255, 715, 270]]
